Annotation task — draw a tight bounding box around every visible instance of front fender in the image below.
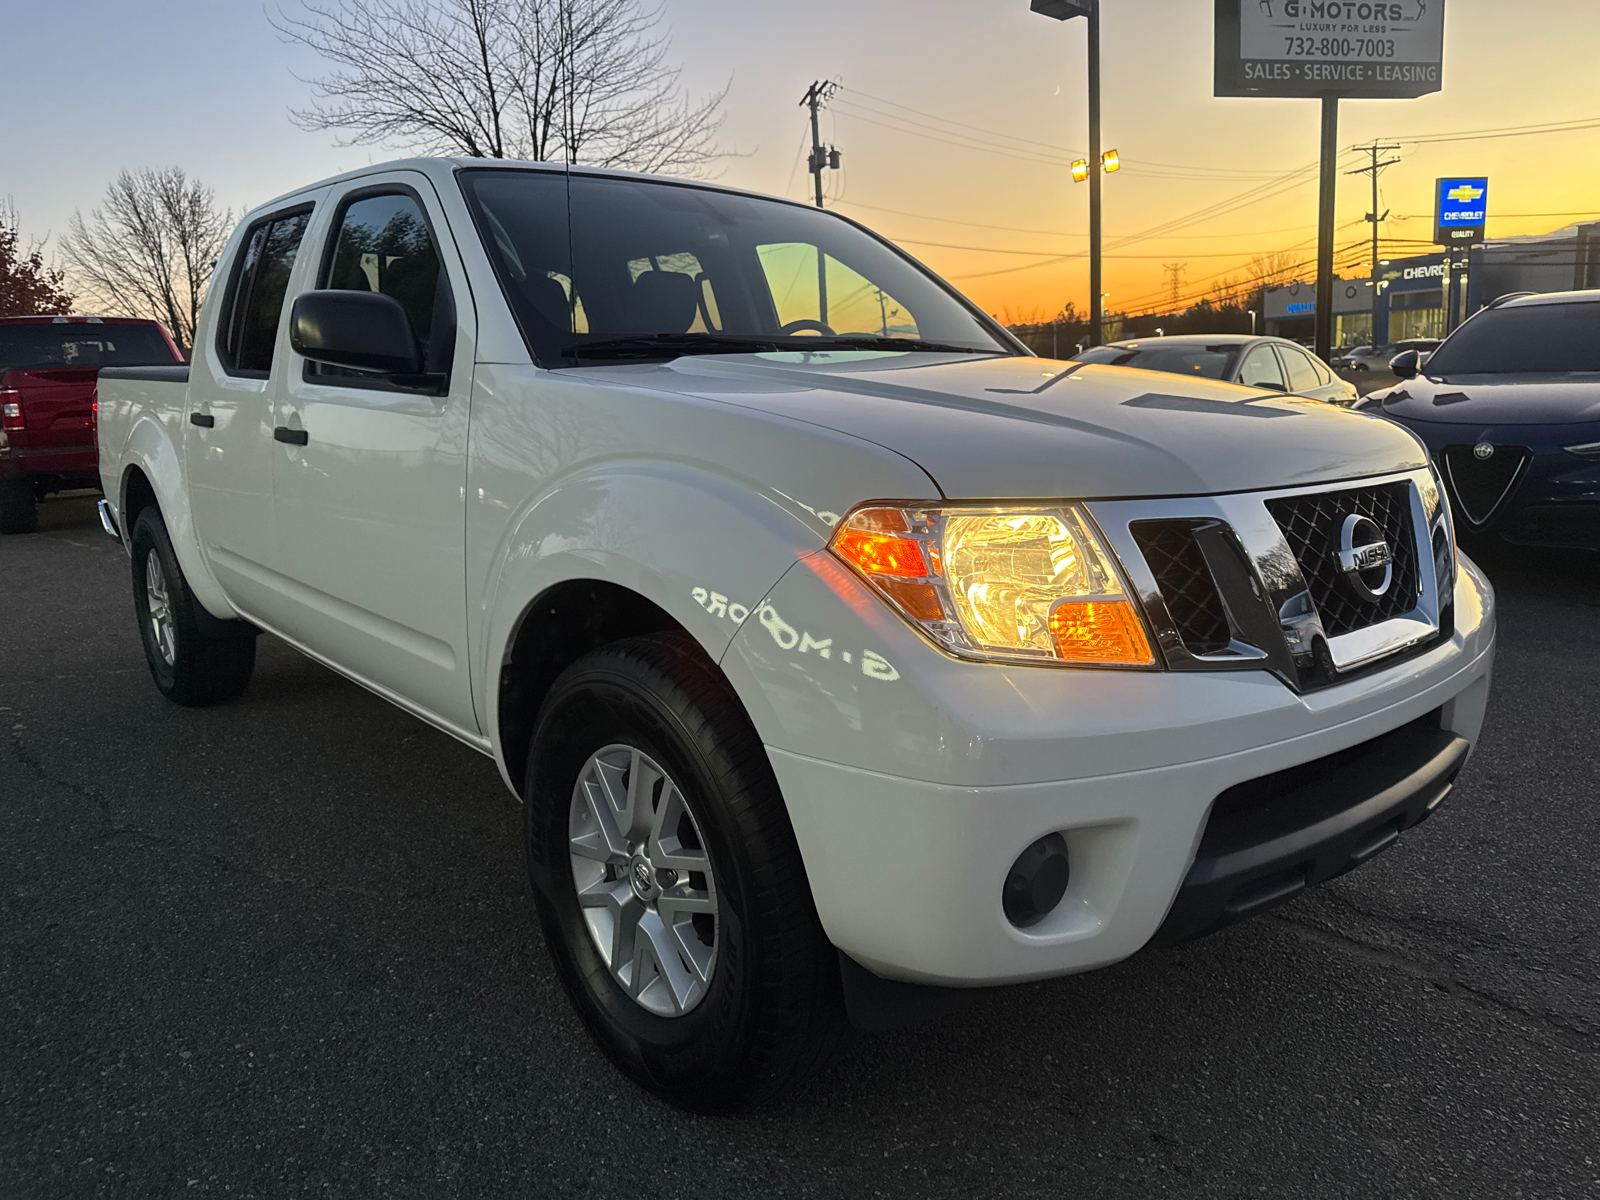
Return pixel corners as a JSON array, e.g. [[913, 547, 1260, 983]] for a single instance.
[[478, 460, 826, 758], [119, 409, 238, 620]]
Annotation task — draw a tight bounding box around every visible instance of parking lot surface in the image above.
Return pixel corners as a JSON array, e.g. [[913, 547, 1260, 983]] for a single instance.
[[3, 494, 1597, 1198]]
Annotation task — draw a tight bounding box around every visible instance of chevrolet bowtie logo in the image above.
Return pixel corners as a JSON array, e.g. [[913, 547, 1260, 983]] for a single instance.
[[1447, 184, 1485, 204]]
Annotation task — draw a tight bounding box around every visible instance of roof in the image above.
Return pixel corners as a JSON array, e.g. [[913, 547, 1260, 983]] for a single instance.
[[0, 314, 158, 325], [1106, 334, 1262, 347], [1499, 288, 1600, 308], [246, 155, 827, 225]]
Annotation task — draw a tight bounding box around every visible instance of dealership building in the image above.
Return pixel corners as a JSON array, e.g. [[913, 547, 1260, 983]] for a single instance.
[[1263, 221, 1600, 348]]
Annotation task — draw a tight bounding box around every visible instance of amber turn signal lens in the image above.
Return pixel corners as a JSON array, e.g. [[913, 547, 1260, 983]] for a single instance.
[[1048, 600, 1154, 666], [832, 524, 927, 579]]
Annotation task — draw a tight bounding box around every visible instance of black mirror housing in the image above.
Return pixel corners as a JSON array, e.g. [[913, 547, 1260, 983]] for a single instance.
[[291, 290, 423, 375], [1389, 349, 1420, 379]]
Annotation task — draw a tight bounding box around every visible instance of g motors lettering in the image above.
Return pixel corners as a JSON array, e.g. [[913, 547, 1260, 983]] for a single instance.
[[690, 586, 900, 682], [1220, 0, 1444, 99]]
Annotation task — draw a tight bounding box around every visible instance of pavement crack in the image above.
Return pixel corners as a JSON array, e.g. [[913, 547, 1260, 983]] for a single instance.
[[5, 731, 163, 847], [1272, 911, 1598, 1054]]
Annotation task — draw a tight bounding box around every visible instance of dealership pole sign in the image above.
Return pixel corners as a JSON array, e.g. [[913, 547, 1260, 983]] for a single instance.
[[1435, 176, 1488, 245], [1215, 1, 1446, 99]]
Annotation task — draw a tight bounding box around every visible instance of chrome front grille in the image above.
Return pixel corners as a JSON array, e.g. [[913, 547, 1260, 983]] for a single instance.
[[1090, 469, 1452, 693], [1264, 482, 1421, 637], [1129, 521, 1231, 656]]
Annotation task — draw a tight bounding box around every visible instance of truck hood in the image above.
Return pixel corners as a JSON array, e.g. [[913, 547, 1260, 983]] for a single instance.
[[1370, 372, 1600, 427], [572, 352, 1426, 499]]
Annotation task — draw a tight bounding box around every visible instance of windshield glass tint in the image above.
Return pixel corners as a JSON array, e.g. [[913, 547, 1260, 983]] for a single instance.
[[1073, 344, 1238, 380], [459, 169, 1008, 363], [0, 324, 176, 371], [1427, 303, 1600, 374]]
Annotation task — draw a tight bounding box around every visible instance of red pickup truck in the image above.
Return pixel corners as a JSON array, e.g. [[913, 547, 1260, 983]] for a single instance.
[[1, 315, 184, 533]]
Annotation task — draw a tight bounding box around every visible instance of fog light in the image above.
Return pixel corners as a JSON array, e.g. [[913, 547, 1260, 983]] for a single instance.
[[1003, 833, 1070, 928]]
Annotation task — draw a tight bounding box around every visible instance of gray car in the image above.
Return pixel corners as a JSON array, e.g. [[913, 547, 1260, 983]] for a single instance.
[[1072, 334, 1359, 405], [1344, 338, 1440, 372]]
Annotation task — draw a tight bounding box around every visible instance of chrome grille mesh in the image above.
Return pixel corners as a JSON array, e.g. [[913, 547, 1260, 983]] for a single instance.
[[1130, 522, 1231, 656], [1265, 482, 1420, 638]]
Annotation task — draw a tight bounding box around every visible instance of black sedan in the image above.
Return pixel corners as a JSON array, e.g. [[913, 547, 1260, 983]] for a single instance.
[[1071, 334, 1358, 405], [1356, 290, 1600, 551]]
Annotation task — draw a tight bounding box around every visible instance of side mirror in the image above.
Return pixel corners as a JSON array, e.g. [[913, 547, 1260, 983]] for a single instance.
[[290, 290, 422, 375], [1389, 349, 1420, 379]]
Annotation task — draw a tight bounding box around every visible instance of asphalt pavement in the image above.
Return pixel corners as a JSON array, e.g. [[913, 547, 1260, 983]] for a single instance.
[[3, 493, 1597, 1199]]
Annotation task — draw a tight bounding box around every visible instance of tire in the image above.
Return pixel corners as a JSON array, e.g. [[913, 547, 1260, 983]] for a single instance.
[[129, 506, 256, 706], [0, 478, 37, 534], [524, 632, 845, 1112]]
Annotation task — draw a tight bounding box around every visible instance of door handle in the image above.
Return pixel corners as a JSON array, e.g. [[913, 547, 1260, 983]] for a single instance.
[[189, 412, 214, 428], [273, 426, 309, 446]]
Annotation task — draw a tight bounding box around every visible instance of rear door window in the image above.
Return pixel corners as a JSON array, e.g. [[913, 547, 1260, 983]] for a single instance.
[[1238, 345, 1287, 390], [220, 209, 312, 376], [1278, 346, 1322, 392]]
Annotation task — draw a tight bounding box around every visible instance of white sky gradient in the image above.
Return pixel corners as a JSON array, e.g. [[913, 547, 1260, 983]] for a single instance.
[[4, 0, 1598, 316]]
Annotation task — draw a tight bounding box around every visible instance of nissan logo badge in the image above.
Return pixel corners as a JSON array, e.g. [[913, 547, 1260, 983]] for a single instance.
[[1336, 514, 1393, 602]]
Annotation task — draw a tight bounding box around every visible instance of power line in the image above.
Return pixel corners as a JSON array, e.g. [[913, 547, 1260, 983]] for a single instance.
[[836, 85, 1289, 180], [835, 198, 1337, 242]]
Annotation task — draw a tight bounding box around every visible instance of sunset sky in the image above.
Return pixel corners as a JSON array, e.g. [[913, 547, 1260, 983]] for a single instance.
[[4, 0, 1597, 322]]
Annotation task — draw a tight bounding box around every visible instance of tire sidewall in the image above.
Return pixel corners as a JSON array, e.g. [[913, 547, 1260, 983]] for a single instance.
[[525, 663, 760, 1100]]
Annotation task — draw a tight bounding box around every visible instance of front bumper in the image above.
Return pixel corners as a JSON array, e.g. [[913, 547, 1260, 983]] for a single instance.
[[725, 549, 1494, 987]]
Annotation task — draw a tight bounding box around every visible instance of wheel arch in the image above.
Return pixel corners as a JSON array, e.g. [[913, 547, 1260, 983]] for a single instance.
[[117, 421, 239, 620], [497, 578, 704, 796]]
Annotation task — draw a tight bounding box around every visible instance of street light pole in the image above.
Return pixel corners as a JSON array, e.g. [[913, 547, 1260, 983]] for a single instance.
[[1086, 1, 1102, 347], [1031, 0, 1103, 346]]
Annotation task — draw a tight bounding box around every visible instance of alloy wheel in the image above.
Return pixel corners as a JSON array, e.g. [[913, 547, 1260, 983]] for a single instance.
[[568, 744, 719, 1017], [144, 550, 176, 665]]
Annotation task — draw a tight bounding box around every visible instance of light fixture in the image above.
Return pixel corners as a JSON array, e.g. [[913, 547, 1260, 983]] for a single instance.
[[1071, 159, 1090, 183], [1101, 148, 1120, 172], [830, 504, 1155, 668]]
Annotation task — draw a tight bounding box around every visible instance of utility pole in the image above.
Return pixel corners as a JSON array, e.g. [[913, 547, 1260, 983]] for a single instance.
[[1347, 141, 1400, 349], [800, 81, 841, 210], [800, 80, 841, 327], [1163, 263, 1186, 311], [1313, 97, 1339, 365]]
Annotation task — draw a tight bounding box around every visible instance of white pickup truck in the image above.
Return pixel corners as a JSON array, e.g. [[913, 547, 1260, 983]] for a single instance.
[[96, 158, 1495, 1111]]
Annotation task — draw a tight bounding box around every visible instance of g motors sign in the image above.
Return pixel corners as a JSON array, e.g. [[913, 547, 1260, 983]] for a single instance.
[[1215, 0, 1445, 98], [1435, 176, 1488, 245]]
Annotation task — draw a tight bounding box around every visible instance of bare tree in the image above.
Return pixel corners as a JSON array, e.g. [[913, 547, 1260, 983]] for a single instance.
[[273, 0, 727, 175], [59, 169, 232, 354], [0, 202, 74, 317]]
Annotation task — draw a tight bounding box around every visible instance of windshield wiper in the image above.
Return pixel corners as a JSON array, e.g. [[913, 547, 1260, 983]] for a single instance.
[[784, 335, 1001, 355], [564, 333, 786, 360], [563, 332, 1003, 362]]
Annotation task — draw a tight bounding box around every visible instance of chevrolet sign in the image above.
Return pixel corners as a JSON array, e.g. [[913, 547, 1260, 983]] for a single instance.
[[1435, 176, 1489, 246]]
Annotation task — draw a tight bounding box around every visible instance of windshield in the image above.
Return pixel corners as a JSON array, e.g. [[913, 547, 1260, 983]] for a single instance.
[[1071, 343, 1239, 380], [0, 323, 177, 371], [1426, 303, 1600, 374], [458, 169, 1012, 364]]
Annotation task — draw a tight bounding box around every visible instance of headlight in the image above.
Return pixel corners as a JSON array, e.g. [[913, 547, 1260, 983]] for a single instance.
[[829, 503, 1155, 668]]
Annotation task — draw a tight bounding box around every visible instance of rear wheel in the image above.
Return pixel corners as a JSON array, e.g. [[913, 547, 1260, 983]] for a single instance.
[[0, 478, 38, 534], [130, 506, 256, 705], [523, 633, 844, 1112]]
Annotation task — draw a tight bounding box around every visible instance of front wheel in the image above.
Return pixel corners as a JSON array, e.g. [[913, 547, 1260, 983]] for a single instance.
[[524, 633, 844, 1112], [130, 507, 256, 706]]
